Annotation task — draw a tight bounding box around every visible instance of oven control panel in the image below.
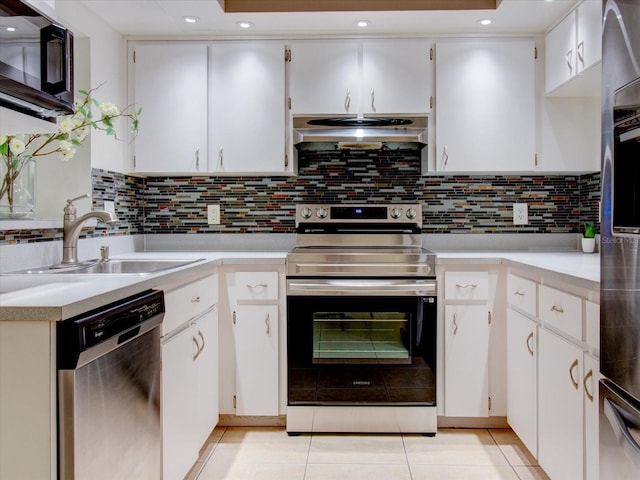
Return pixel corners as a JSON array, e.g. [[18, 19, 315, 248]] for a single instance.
[[296, 204, 422, 227]]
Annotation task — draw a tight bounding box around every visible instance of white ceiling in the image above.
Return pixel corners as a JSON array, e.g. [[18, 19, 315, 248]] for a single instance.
[[74, 0, 581, 38]]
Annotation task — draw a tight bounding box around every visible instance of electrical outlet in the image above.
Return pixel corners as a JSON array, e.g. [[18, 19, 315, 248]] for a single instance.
[[513, 203, 528, 225], [207, 204, 221, 225], [104, 200, 115, 215]]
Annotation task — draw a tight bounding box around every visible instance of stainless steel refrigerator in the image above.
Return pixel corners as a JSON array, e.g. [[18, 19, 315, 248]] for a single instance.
[[600, 0, 640, 477]]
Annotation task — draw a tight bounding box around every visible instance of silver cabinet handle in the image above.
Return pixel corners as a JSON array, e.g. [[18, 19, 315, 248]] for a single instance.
[[195, 146, 200, 172], [344, 89, 351, 112], [577, 40, 584, 64], [265, 313, 271, 335], [526, 332, 534, 356], [514, 290, 525, 296], [371, 88, 375, 111], [218, 146, 224, 167], [456, 283, 477, 289], [191, 296, 201, 303], [439, 145, 448, 170], [452, 313, 458, 335], [193, 335, 201, 360], [198, 330, 205, 353], [566, 48, 573, 70], [569, 359, 579, 389], [584, 369, 594, 402], [551, 305, 564, 313], [247, 283, 268, 289]]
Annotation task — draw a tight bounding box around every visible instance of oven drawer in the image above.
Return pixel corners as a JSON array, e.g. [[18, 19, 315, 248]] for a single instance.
[[444, 272, 489, 301], [236, 271, 279, 301]]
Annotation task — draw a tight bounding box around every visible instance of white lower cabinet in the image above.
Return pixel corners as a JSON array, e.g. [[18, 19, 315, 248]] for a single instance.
[[506, 309, 538, 458], [233, 305, 280, 416], [444, 305, 490, 417], [538, 328, 584, 480], [161, 273, 219, 480]]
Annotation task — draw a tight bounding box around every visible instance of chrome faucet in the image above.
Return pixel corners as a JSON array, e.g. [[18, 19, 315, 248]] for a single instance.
[[60, 194, 119, 265]]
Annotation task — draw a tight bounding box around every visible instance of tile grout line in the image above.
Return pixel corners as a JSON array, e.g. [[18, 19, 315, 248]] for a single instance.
[[401, 433, 415, 480]]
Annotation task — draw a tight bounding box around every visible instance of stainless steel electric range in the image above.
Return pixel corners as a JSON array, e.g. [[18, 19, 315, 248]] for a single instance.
[[285, 203, 437, 434]]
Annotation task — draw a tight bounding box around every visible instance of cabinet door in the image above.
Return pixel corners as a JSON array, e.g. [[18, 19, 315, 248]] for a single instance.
[[288, 40, 360, 114], [362, 39, 431, 114], [545, 11, 577, 94], [444, 305, 490, 417], [132, 43, 208, 173], [234, 305, 279, 416], [538, 329, 584, 480], [584, 353, 601, 480], [435, 41, 535, 172], [193, 308, 219, 448], [210, 42, 286, 173], [162, 326, 199, 480], [506, 310, 538, 458], [576, 0, 602, 75]]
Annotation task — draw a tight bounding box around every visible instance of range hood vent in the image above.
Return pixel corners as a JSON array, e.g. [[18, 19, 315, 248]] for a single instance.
[[293, 115, 428, 150]]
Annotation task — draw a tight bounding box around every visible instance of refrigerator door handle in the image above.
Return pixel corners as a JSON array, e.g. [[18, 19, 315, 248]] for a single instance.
[[604, 397, 640, 469]]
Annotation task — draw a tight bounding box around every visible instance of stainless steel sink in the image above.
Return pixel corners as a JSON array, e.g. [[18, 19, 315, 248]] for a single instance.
[[7, 258, 205, 275]]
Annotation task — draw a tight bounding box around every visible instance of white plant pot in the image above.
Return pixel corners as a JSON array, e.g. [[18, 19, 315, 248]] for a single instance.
[[581, 237, 596, 253]]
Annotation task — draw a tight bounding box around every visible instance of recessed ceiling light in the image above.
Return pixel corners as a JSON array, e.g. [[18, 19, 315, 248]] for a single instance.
[[355, 20, 371, 28], [183, 16, 199, 24], [479, 18, 494, 26], [3, 26, 16, 32], [237, 21, 254, 29]]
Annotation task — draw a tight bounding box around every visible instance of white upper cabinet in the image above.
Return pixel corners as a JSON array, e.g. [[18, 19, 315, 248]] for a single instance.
[[210, 41, 287, 174], [361, 39, 432, 114], [130, 43, 209, 173], [288, 39, 431, 115], [434, 40, 536, 173], [130, 41, 289, 175], [545, 0, 602, 96], [288, 40, 360, 115]]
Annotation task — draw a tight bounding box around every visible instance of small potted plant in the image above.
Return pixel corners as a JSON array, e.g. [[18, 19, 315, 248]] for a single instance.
[[582, 222, 596, 253]]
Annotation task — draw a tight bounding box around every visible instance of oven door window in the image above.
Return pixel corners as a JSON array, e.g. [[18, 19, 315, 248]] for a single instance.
[[313, 311, 411, 364]]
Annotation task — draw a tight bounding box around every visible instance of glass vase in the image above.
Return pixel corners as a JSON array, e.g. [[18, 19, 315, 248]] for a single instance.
[[0, 158, 36, 219]]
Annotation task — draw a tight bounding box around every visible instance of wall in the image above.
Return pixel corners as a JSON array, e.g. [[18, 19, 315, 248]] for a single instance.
[[0, 149, 600, 245]]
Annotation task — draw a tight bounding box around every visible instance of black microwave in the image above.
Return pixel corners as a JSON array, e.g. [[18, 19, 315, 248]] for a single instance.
[[0, 0, 74, 120]]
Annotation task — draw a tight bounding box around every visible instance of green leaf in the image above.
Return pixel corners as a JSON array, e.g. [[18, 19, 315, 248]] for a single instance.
[[0, 143, 8, 155], [71, 139, 82, 146], [90, 121, 99, 129], [132, 119, 139, 130], [92, 98, 100, 108], [136, 107, 143, 115], [78, 89, 89, 95], [106, 126, 115, 136]]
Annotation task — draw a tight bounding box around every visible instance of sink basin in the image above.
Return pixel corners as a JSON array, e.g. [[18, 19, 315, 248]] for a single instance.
[[7, 258, 205, 275]]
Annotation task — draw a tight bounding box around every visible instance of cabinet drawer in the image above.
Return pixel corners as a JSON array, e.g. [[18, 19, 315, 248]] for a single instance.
[[444, 271, 489, 301], [507, 274, 537, 318], [538, 284, 583, 340], [163, 275, 218, 335], [585, 301, 599, 352], [235, 271, 279, 301]]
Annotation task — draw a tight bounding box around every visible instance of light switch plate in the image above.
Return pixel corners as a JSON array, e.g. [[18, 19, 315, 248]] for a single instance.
[[207, 204, 221, 225], [513, 203, 528, 225]]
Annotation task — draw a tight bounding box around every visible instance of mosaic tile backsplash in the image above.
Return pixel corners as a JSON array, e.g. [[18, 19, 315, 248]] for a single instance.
[[0, 149, 600, 244]]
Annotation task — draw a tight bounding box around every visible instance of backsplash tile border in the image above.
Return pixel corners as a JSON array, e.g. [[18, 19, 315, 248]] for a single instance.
[[0, 150, 600, 244]]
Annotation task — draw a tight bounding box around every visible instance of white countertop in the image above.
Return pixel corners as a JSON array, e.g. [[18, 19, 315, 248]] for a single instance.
[[0, 251, 287, 321], [0, 249, 599, 322]]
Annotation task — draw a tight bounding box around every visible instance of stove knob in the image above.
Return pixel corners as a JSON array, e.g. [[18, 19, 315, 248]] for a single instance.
[[406, 208, 418, 219], [316, 207, 328, 219], [390, 208, 402, 219], [300, 207, 312, 219]]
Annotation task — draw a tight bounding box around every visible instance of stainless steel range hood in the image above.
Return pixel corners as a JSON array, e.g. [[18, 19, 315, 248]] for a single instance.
[[293, 114, 428, 150]]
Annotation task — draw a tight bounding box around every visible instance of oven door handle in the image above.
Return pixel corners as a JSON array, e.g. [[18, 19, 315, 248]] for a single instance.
[[287, 279, 436, 296]]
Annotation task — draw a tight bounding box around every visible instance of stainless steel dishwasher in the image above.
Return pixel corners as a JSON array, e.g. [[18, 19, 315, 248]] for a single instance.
[[57, 289, 165, 480]]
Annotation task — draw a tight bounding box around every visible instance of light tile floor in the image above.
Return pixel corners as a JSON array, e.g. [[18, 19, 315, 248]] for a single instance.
[[187, 427, 551, 480]]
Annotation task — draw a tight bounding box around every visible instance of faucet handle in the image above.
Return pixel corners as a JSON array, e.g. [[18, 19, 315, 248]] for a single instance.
[[64, 193, 90, 220]]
